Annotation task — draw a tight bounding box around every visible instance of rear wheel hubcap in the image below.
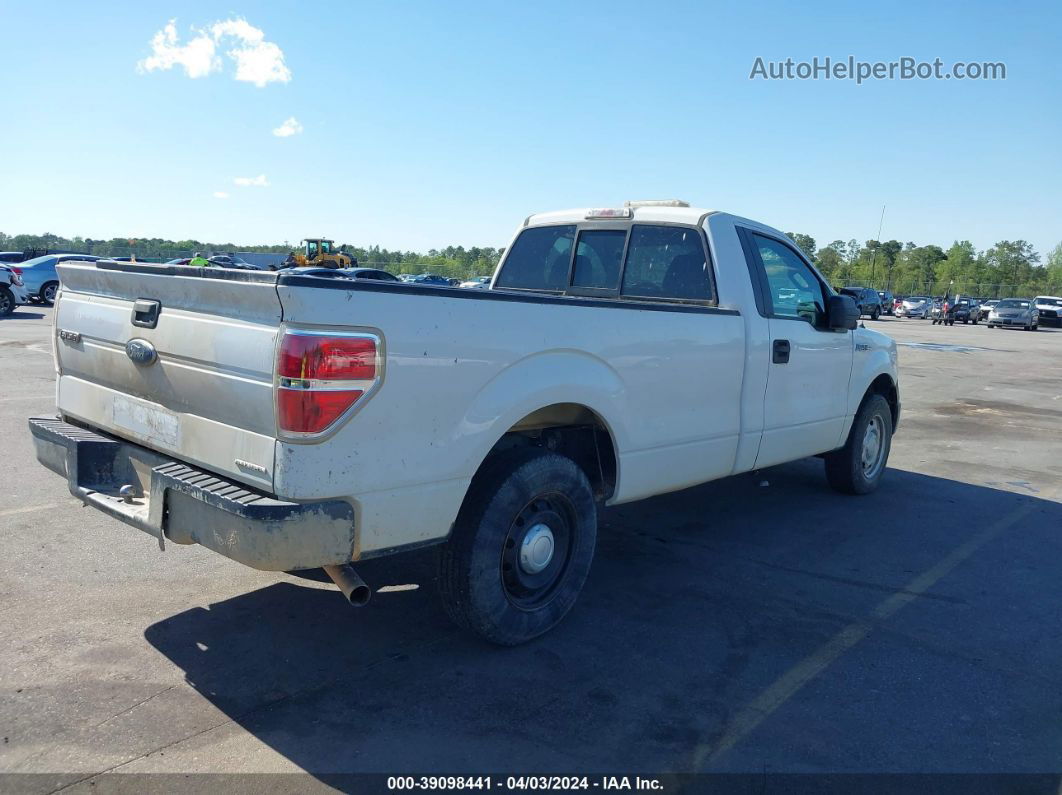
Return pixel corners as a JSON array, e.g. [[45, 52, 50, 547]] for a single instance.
[[501, 494, 573, 610]]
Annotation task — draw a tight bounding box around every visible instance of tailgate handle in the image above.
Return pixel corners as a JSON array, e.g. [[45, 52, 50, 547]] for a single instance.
[[131, 299, 161, 329]]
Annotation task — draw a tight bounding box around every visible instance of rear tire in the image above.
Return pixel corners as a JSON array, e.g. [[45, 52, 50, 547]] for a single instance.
[[824, 394, 893, 495], [437, 448, 597, 645], [40, 281, 59, 305], [0, 286, 14, 317]]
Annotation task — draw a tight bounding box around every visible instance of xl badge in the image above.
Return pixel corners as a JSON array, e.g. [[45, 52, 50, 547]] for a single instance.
[[125, 338, 158, 366]]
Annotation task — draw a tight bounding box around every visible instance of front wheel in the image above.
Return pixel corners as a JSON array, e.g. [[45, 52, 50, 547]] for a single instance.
[[871, 308, 880, 320], [437, 448, 597, 645], [824, 394, 893, 495]]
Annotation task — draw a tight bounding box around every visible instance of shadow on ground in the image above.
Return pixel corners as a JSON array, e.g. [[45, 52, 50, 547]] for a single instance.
[[145, 460, 1062, 775]]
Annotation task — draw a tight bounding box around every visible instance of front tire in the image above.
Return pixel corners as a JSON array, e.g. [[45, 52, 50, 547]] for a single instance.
[[871, 308, 880, 320], [437, 448, 597, 645], [824, 394, 893, 495]]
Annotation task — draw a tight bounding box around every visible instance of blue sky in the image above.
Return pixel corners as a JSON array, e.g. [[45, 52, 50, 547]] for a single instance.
[[2, 0, 1059, 256]]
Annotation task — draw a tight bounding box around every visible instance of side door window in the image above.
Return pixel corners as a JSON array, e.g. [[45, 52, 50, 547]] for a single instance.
[[751, 234, 829, 326]]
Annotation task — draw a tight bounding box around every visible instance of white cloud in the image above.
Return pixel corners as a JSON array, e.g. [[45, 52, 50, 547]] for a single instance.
[[213, 191, 230, 199], [272, 117, 303, 137], [138, 18, 290, 87], [233, 175, 269, 187], [137, 20, 219, 79]]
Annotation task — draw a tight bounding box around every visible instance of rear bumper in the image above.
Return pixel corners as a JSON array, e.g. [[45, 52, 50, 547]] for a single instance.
[[8, 283, 29, 303], [28, 417, 356, 571]]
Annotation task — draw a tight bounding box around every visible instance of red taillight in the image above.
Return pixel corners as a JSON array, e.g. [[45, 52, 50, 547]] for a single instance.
[[278, 334, 376, 381], [10, 267, 22, 275], [278, 388, 364, 434], [276, 331, 380, 436]]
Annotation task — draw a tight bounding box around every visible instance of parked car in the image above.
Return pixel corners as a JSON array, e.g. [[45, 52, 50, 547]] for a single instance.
[[1033, 296, 1062, 327], [839, 287, 883, 319], [460, 276, 492, 289], [978, 299, 1000, 321], [0, 265, 30, 316], [411, 273, 452, 286], [896, 296, 932, 319], [987, 298, 1039, 330], [290, 267, 400, 282], [17, 254, 100, 304], [952, 299, 980, 324], [0, 251, 26, 265], [30, 204, 898, 645], [929, 301, 954, 325], [207, 254, 263, 270], [877, 291, 895, 315]]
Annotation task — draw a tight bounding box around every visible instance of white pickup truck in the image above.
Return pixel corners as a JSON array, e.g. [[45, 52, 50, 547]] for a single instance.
[[30, 201, 899, 644]]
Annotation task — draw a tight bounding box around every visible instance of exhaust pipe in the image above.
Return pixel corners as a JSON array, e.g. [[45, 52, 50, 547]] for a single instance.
[[323, 564, 372, 607]]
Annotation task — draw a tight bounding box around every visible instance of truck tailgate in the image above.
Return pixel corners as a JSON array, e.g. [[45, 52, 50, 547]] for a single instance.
[[53, 261, 281, 491]]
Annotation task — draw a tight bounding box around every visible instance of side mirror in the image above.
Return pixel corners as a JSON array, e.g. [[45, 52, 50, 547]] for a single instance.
[[828, 294, 860, 330]]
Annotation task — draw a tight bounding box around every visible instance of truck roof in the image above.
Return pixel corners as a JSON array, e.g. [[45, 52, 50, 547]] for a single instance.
[[523, 204, 791, 244], [525, 204, 715, 227]]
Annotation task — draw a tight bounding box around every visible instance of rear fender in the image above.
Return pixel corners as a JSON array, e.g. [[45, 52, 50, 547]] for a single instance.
[[455, 349, 628, 487]]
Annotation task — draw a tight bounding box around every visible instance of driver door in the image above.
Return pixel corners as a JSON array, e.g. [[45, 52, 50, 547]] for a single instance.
[[746, 233, 854, 468]]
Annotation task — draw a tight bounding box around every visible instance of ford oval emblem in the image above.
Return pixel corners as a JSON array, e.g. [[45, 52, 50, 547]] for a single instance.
[[125, 338, 158, 366]]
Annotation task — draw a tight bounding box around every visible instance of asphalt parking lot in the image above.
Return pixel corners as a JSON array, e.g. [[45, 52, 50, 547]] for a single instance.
[[2, 307, 1061, 787]]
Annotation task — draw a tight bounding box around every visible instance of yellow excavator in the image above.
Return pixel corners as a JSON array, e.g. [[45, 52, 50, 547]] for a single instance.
[[287, 238, 356, 269]]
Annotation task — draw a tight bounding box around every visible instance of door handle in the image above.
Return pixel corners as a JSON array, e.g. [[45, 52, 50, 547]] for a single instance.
[[131, 299, 161, 329], [772, 339, 790, 364]]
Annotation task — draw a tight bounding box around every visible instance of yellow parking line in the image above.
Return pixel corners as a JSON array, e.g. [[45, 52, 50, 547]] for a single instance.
[[693, 501, 1035, 769]]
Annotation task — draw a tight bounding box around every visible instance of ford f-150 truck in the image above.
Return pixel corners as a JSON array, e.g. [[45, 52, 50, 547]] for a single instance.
[[30, 201, 899, 644]]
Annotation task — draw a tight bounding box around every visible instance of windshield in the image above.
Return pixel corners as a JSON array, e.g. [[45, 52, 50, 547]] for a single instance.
[[1036, 297, 1062, 306], [996, 299, 1030, 309], [906, 296, 928, 302]]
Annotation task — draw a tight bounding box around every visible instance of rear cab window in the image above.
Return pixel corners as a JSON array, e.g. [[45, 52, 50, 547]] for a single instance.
[[494, 225, 575, 291], [495, 222, 716, 305]]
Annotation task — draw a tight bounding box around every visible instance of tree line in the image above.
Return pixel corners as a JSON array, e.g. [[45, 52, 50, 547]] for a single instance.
[[0, 232, 504, 281], [786, 233, 1062, 298], [4, 230, 1061, 297]]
